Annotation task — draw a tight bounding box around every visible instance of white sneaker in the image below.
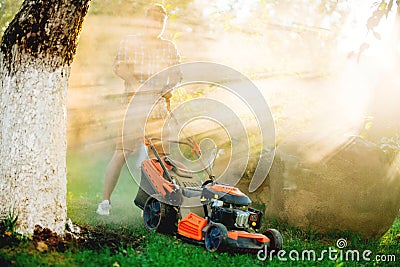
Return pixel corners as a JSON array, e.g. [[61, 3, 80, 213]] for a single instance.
[[96, 200, 111, 215]]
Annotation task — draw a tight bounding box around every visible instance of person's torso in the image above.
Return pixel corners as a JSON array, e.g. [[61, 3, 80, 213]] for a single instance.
[[127, 35, 177, 84]]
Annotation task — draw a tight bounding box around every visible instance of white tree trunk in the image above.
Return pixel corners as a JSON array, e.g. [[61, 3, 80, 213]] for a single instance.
[[0, 0, 90, 234], [0, 57, 68, 234]]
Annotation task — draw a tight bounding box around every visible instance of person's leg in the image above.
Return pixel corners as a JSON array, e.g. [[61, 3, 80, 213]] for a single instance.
[[102, 149, 130, 201], [97, 149, 131, 215], [97, 110, 142, 215], [102, 110, 139, 203]]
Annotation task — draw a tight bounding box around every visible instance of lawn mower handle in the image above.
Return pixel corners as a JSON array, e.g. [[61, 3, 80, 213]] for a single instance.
[[144, 136, 173, 182]]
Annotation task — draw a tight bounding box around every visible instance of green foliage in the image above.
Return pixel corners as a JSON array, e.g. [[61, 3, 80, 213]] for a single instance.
[[379, 217, 400, 249], [251, 201, 266, 213], [0, 208, 23, 248], [0, 209, 18, 234], [0, 0, 23, 37]]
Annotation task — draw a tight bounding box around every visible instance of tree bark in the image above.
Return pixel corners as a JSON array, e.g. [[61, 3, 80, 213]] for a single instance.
[[0, 0, 90, 234]]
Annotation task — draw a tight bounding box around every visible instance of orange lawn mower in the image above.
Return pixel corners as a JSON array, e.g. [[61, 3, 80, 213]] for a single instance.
[[133, 136, 283, 253]]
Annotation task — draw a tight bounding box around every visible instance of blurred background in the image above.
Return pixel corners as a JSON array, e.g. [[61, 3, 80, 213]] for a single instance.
[[60, 0, 400, 152]]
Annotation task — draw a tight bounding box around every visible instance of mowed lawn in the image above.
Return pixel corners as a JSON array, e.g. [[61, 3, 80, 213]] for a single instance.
[[0, 148, 399, 266]]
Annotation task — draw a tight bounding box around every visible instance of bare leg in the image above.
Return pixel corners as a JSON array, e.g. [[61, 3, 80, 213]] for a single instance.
[[102, 149, 131, 202]]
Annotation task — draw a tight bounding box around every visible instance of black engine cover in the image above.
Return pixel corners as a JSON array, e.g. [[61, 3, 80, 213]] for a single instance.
[[210, 206, 263, 230], [211, 207, 236, 229]]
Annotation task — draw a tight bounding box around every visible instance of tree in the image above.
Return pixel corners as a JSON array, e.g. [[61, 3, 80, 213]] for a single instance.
[[0, 0, 90, 234]]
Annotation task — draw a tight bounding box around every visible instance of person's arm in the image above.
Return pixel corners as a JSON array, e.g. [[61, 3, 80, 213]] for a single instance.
[[161, 41, 182, 99], [113, 38, 135, 82]]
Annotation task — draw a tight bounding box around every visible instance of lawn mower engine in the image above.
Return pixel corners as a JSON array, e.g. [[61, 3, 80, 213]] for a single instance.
[[201, 184, 263, 231]]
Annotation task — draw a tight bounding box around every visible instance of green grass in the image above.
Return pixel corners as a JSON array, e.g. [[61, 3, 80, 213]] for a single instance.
[[0, 149, 399, 266]]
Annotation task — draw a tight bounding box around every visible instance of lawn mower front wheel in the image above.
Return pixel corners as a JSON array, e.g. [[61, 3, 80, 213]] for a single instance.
[[204, 223, 228, 252], [143, 196, 177, 234]]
